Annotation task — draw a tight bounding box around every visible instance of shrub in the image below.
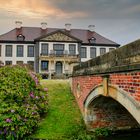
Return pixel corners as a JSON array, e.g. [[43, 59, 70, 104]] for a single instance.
[[0, 65, 48, 139], [94, 128, 111, 137]]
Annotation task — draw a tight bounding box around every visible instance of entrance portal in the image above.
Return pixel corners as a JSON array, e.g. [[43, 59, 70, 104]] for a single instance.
[[55, 61, 63, 75]]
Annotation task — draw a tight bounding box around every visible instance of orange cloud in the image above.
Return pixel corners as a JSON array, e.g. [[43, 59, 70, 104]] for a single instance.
[[0, 0, 87, 19]]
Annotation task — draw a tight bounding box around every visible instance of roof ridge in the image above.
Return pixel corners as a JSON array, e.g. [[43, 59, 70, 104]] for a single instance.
[[0, 28, 16, 37], [94, 31, 119, 45], [0, 26, 120, 45]]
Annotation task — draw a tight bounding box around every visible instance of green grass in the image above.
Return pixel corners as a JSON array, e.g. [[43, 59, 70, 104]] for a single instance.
[[31, 80, 86, 140]]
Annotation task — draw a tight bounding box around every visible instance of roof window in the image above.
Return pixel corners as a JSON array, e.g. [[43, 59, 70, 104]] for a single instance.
[[17, 34, 25, 41], [89, 37, 96, 43]]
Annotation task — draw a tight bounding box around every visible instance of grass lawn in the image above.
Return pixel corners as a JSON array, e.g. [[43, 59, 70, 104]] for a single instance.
[[31, 80, 86, 140]]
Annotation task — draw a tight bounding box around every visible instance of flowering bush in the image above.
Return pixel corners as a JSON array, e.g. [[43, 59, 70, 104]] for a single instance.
[[0, 66, 48, 139]]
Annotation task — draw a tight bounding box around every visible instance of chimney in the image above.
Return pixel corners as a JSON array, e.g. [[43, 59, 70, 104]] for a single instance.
[[15, 21, 22, 29], [41, 22, 47, 30], [65, 23, 71, 31], [88, 25, 95, 32]]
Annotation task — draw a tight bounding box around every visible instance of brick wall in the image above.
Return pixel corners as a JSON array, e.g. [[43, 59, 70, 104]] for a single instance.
[[72, 75, 103, 113], [89, 96, 139, 129], [71, 39, 140, 129], [72, 72, 140, 115], [110, 72, 140, 102]]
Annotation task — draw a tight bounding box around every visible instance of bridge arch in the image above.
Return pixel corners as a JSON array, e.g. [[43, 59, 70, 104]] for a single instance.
[[84, 84, 140, 129]]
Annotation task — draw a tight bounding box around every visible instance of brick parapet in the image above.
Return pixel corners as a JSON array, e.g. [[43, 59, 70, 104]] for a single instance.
[[110, 72, 140, 102], [72, 71, 140, 115], [72, 75, 103, 113]]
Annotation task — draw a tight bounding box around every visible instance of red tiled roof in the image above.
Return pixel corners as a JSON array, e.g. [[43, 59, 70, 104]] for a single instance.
[[0, 27, 119, 45]]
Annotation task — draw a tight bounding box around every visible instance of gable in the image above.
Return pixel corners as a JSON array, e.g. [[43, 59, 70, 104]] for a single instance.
[[40, 31, 80, 42]]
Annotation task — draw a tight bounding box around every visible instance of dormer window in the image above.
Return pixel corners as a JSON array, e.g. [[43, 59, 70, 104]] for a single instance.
[[89, 37, 96, 43], [17, 34, 25, 41]]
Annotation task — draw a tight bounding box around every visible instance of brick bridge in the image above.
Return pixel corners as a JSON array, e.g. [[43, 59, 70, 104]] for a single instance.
[[70, 39, 140, 130]]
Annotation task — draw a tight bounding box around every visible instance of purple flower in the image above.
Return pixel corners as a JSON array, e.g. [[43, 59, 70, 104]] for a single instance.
[[32, 112, 36, 115], [4, 128, 7, 134], [35, 96, 39, 99], [11, 110, 15, 113], [30, 92, 34, 98], [6, 118, 12, 123], [29, 72, 39, 86], [0, 130, 2, 134], [35, 79, 39, 85], [44, 88, 48, 92], [24, 118, 27, 122]]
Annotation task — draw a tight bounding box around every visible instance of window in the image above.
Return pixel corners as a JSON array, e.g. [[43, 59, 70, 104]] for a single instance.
[[56, 61, 63, 74], [5, 61, 12, 65], [27, 45, 34, 57], [109, 48, 115, 52], [17, 34, 25, 41], [17, 45, 23, 57], [27, 61, 34, 70], [90, 47, 96, 58], [53, 44, 64, 55], [0, 45, 1, 56], [81, 47, 87, 58], [16, 61, 23, 65], [89, 37, 96, 43], [41, 61, 48, 71], [41, 43, 48, 55], [100, 48, 106, 55], [5, 45, 12, 57], [69, 44, 76, 55]]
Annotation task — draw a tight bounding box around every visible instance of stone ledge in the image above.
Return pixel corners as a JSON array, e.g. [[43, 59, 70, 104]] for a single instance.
[[73, 63, 140, 77], [73, 39, 140, 76]]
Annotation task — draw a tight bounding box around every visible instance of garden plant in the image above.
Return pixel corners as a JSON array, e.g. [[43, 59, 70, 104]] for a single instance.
[[0, 65, 48, 139]]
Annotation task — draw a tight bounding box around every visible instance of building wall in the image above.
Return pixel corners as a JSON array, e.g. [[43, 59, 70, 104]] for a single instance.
[[81, 45, 116, 62], [0, 43, 34, 65], [0, 42, 117, 75], [39, 42, 79, 55], [38, 42, 79, 74], [34, 42, 39, 73]]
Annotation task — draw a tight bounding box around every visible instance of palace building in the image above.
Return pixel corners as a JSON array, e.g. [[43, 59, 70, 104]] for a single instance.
[[0, 21, 120, 78]]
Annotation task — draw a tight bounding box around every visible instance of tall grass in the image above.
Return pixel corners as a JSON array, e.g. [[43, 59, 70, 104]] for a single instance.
[[31, 80, 89, 139]]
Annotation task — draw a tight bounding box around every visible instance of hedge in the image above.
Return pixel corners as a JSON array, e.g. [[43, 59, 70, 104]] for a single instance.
[[0, 65, 48, 139]]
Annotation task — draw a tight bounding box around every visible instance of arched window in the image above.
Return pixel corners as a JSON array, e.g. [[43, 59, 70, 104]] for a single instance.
[[89, 37, 96, 43], [17, 34, 25, 41]]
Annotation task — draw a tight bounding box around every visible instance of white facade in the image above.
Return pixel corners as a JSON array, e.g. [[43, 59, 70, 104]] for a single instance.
[[39, 42, 79, 56], [0, 26, 119, 79], [0, 43, 34, 65], [81, 45, 116, 62], [0, 43, 117, 68], [38, 42, 79, 74]]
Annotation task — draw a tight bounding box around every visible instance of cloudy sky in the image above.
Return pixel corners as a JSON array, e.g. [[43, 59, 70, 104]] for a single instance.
[[0, 0, 140, 45]]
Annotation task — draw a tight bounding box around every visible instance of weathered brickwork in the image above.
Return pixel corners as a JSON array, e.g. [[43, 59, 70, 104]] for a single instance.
[[90, 96, 139, 129], [110, 72, 140, 102], [72, 72, 140, 113], [72, 39, 140, 129], [72, 76, 103, 112], [71, 74, 140, 129]]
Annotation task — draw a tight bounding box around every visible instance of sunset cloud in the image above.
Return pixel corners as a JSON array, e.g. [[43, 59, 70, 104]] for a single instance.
[[0, 0, 140, 45], [0, 0, 88, 19]]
